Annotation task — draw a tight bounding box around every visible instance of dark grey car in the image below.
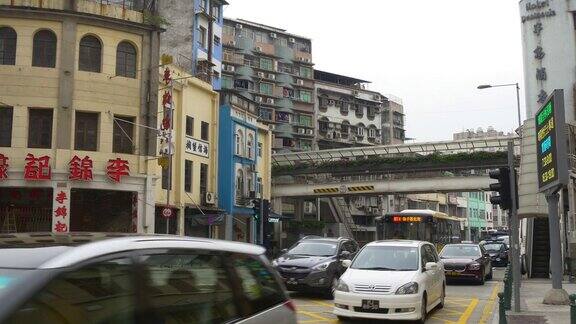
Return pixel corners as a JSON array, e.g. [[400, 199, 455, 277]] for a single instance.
[[272, 237, 358, 297], [0, 233, 297, 324]]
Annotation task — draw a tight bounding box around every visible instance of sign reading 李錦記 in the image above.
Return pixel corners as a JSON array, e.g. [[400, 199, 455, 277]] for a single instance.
[[535, 89, 568, 192]]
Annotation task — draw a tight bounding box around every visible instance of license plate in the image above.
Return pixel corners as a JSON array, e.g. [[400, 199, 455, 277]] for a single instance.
[[447, 271, 460, 276], [287, 278, 298, 285], [362, 300, 379, 310]]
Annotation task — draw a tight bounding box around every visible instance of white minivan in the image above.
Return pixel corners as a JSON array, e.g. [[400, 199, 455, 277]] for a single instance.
[[333, 240, 445, 323]]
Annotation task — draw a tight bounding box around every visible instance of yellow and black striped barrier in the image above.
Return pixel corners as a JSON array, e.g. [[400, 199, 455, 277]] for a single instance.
[[313, 187, 340, 194], [347, 185, 375, 192]]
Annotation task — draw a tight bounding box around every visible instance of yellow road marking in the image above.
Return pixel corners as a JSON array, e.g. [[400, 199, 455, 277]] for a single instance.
[[311, 300, 335, 308], [430, 316, 457, 324], [457, 298, 479, 324], [440, 308, 467, 316], [479, 283, 501, 324], [298, 310, 334, 322]]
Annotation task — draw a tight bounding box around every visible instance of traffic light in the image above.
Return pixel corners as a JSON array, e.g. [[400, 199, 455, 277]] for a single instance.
[[489, 167, 511, 210], [252, 199, 261, 219]]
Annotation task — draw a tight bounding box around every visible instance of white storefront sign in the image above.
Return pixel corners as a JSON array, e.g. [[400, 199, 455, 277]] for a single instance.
[[185, 136, 210, 158]]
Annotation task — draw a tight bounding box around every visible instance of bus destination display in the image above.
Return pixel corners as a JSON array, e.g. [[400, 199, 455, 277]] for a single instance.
[[535, 90, 568, 192]]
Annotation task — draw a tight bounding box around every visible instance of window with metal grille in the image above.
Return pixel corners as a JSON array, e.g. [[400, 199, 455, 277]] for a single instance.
[[0, 106, 13, 147], [32, 30, 57, 68], [74, 112, 99, 151], [28, 108, 53, 148], [200, 163, 208, 199], [0, 27, 16, 65], [116, 41, 136, 78], [186, 116, 194, 137], [185, 160, 192, 193], [201, 121, 209, 141], [79, 35, 102, 72], [113, 116, 135, 154]]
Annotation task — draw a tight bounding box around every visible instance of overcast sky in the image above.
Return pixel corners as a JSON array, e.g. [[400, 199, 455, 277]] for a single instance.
[[225, 0, 525, 142]]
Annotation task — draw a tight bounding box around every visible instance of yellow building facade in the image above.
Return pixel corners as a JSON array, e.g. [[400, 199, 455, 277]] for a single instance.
[[154, 64, 221, 237], [0, 1, 161, 233]]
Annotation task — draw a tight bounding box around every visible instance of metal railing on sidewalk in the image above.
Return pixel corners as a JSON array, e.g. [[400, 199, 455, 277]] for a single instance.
[[498, 263, 513, 324], [570, 294, 576, 324]]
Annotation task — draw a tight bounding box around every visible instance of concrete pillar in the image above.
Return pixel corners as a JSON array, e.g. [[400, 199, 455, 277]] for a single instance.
[[57, 19, 77, 150]]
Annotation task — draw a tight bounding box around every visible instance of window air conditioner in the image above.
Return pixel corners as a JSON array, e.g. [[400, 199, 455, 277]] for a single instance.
[[268, 74, 275, 80], [289, 37, 296, 43], [228, 40, 236, 46], [266, 98, 275, 104], [255, 96, 263, 103], [257, 72, 265, 78], [298, 128, 306, 134], [306, 129, 313, 135], [255, 46, 263, 52], [304, 58, 311, 63], [270, 32, 277, 39], [296, 79, 304, 85], [235, 23, 243, 29], [205, 192, 216, 204]]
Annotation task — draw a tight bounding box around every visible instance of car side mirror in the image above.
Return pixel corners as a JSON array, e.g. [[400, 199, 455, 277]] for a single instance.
[[425, 262, 438, 271], [280, 249, 288, 254], [341, 259, 352, 268], [340, 251, 351, 259]]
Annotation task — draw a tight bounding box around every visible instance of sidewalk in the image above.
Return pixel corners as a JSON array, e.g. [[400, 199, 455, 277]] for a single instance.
[[492, 278, 576, 323]]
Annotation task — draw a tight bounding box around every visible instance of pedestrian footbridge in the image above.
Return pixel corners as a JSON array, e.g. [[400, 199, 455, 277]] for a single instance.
[[271, 137, 519, 198]]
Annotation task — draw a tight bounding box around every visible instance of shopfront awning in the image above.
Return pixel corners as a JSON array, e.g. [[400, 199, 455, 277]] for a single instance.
[[185, 207, 227, 226]]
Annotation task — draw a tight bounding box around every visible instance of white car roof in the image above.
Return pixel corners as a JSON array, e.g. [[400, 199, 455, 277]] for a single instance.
[[366, 240, 427, 248], [38, 235, 266, 269]]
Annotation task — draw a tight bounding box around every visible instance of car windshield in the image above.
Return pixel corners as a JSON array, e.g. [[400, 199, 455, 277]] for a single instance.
[[484, 244, 504, 252], [440, 245, 481, 258], [351, 246, 419, 271], [288, 241, 337, 256]]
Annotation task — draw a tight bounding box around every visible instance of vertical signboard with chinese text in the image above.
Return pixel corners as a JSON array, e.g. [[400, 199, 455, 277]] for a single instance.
[[535, 89, 568, 192], [52, 188, 70, 233]]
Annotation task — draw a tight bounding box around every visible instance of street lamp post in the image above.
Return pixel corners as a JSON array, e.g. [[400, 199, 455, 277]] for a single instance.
[[477, 83, 522, 132], [478, 83, 522, 313]]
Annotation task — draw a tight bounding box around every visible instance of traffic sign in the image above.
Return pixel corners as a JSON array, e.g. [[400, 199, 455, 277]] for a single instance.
[[535, 89, 568, 192], [161, 207, 173, 218]]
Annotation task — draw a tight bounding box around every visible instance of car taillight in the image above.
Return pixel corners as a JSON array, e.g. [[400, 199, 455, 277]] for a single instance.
[[284, 299, 297, 312]]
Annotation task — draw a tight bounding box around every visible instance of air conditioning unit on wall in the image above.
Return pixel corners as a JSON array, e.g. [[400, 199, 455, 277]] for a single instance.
[[205, 192, 216, 204]]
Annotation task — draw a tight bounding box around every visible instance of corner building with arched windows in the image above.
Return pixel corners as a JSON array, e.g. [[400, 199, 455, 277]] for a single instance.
[[0, 1, 161, 234]]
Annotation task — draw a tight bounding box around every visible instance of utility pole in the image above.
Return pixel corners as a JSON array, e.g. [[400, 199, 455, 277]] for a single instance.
[[508, 140, 521, 312]]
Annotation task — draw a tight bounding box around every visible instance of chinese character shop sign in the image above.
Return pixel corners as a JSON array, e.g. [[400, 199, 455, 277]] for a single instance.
[[24, 154, 51, 180], [535, 89, 568, 192], [185, 137, 210, 158], [52, 188, 70, 233], [0, 154, 8, 180]]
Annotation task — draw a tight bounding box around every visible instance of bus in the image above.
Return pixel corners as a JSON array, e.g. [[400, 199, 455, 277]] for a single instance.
[[375, 209, 463, 250]]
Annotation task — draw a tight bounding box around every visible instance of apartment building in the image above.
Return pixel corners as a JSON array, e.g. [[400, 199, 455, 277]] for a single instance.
[[221, 18, 315, 153], [314, 70, 385, 149], [382, 94, 406, 145], [158, 0, 228, 89]]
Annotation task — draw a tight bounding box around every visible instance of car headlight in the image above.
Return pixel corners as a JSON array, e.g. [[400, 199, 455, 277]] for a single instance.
[[272, 260, 278, 267], [336, 280, 349, 292], [395, 282, 419, 295], [312, 261, 331, 271], [468, 262, 481, 270]]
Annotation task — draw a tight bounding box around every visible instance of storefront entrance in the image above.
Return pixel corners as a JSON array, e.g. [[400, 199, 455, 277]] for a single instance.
[[70, 189, 136, 232], [0, 187, 52, 233]]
